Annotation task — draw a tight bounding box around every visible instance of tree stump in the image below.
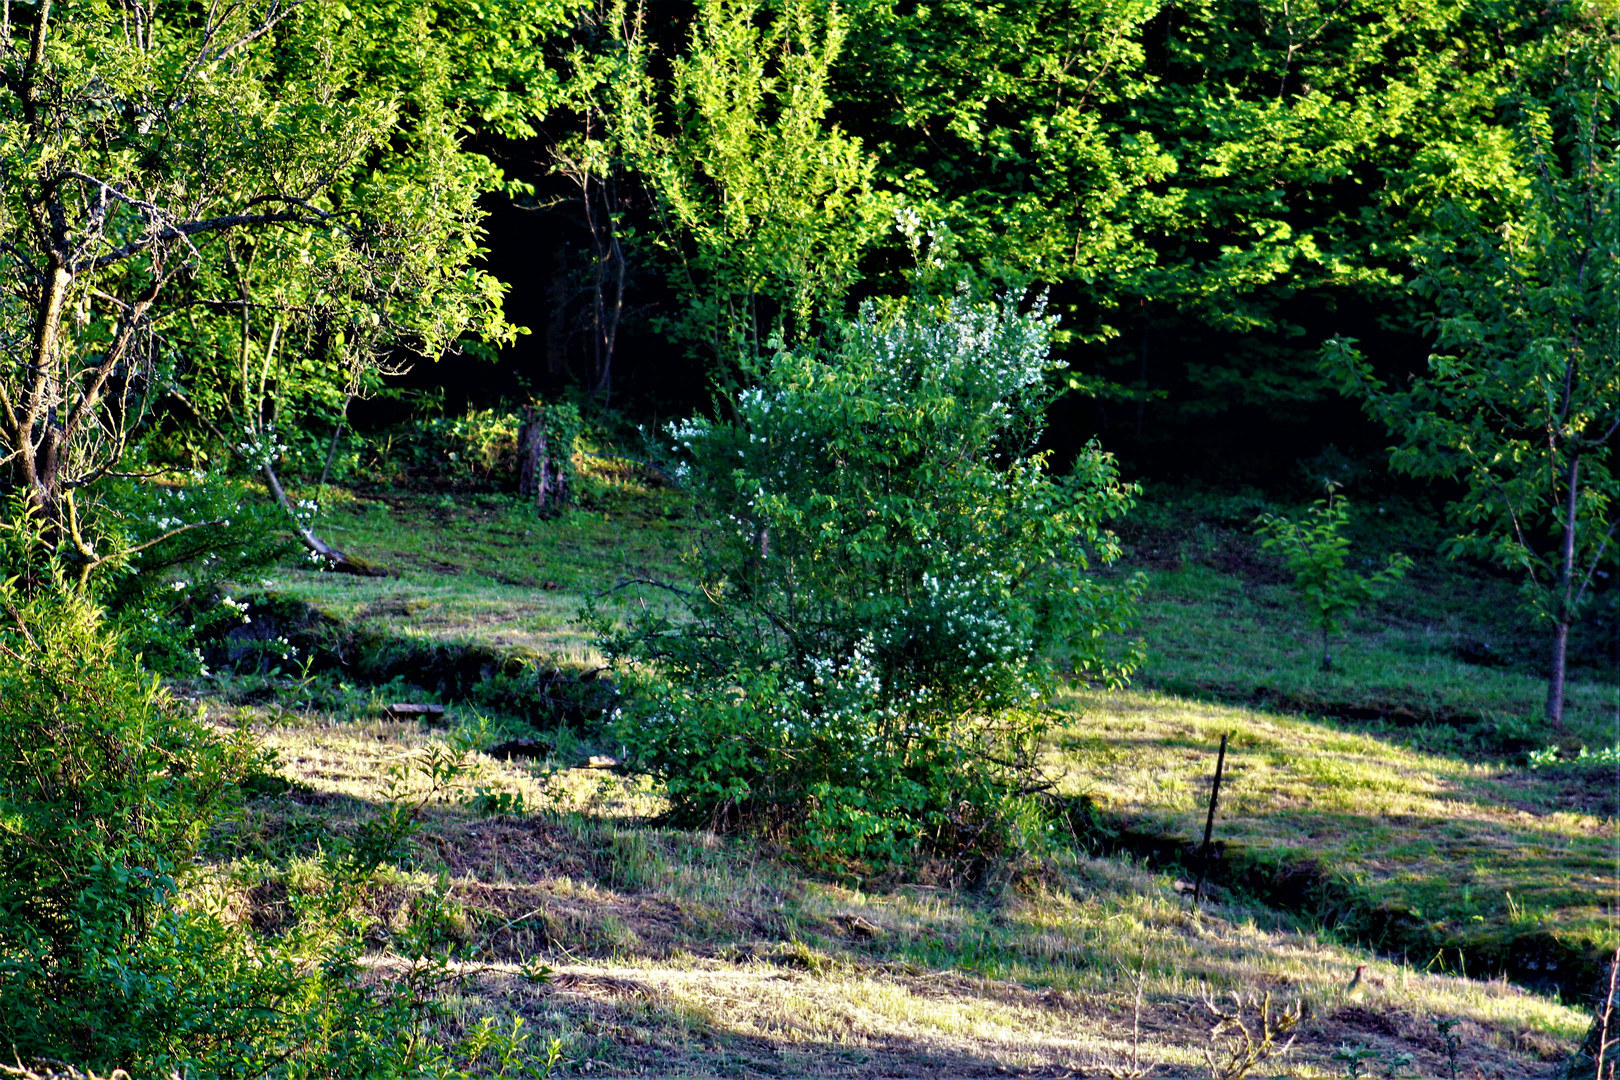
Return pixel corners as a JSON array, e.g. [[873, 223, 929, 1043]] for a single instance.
[[517, 405, 548, 505], [516, 404, 567, 514]]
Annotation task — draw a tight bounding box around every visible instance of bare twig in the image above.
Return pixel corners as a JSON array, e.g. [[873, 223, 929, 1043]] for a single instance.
[[598, 576, 693, 599], [1200, 986, 1302, 1080], [1101, 959, 1158, 1080], [1574, 942, 1620, 1080]]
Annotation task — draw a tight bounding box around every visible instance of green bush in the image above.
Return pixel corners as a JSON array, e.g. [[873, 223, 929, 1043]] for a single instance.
[[0, 555, 548, 1075], [0, 576, 258, 1066], [0, 466, 295, 678], [94, 469, 297, 674], [597, 295, 1142, 865]]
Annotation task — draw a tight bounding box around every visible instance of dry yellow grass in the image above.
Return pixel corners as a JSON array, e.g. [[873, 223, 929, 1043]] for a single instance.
[[210, 706, 1592, 1078]]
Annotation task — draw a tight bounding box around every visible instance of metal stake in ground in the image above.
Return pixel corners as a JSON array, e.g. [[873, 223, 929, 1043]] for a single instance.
[[1193, 732, 1230, 906]]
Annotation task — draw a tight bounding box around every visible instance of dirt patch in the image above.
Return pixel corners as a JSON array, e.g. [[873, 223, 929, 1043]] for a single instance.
[[423, 820, 771, 963], [1207, 534, 1290, 585], [550, 971, 659, 1000], [1323, 1003, 1403, 1037]]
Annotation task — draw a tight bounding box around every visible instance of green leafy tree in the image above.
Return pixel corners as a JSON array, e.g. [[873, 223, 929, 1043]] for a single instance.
[[1325, 25, 1620, 724], [832, 0, 1555, 441], [1254, 487, 1412, 670], [596, 295, 1142, 864], [0, 0, 577, 580], [606, 0, 894, 372], [1091, 0, 1545, 423], [834, 0, 1169, 303]]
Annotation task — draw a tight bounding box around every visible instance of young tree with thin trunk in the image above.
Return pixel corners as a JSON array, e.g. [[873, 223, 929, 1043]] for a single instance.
[[550, 1, 637, 403], [603, 0, 893, 374], [1324, 25, 1620, 725]]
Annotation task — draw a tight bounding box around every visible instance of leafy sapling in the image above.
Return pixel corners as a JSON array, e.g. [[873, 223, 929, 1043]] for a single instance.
[[1432, 1017, 1463, 1080], [1254, 486, 1413, 670], [1331, 1044, 1381, 1080]]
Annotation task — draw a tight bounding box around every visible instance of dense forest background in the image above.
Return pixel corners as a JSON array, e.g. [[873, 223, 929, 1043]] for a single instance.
[[432, 0, 1571, 484]]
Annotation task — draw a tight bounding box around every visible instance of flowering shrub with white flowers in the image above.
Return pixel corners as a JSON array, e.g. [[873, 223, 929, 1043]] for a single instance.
[[597, 295, 1143, 865], [88, 470, 293, 674]]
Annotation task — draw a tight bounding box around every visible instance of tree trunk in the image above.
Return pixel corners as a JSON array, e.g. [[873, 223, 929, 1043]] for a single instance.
[[16, 261, 74, 518], [517, 405, 570, 515], [1549, 456, 1581, 727], [547, 439, 567, 509], [1547, 618, 1570, 725]]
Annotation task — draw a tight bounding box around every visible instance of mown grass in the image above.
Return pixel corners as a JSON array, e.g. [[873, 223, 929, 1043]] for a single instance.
[[1049, 690, 1616, 977], [262, 476, 687, 662], [215, 701, 1587, 1078], [1114, 489, 1620, 756], [221, 469, 1616, 1075]]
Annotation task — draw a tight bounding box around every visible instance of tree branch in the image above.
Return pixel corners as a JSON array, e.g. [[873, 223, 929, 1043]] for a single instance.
[[83, 202, 335, 273]]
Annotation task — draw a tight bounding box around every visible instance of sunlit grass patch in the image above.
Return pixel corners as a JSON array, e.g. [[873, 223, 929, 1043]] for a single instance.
[[1050, 688, 1617, 970], [261, 482, 688, 661], [203, 704, 1589, 1078]]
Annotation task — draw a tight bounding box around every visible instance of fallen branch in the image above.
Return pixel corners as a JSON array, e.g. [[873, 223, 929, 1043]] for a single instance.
[[166, 386, 385, 577], [262, 459, 386, 577]]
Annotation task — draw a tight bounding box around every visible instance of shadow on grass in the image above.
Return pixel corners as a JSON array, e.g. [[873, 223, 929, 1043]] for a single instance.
[[1062, 767, 1613, 999]]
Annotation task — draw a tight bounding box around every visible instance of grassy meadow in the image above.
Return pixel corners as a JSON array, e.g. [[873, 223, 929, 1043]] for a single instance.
[[187, 463, 1616, 1078]]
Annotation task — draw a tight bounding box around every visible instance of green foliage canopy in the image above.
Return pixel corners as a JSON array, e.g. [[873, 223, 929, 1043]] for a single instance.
[[599, 0, 895, 369], [834, 0, 1557, 422]]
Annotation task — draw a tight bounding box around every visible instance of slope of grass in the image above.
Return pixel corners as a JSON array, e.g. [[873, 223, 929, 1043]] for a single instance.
[[216, 700, 1587, 1078], [218, 472, 1615, 1075], [261, 479, 687, 663], [1050, 689, 1616, 989], [1114, 490, 1620, 756]]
